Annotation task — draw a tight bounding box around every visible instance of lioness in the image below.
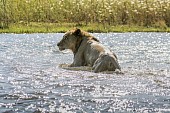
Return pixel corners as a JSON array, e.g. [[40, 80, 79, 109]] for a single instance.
[[57, 28, 121, 73]]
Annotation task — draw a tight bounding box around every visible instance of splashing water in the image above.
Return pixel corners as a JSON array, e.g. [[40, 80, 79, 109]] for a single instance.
[[0, 33, 170, 113]]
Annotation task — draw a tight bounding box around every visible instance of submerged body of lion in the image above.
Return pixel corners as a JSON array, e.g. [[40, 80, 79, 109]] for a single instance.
[[57, 28, 121, 73]]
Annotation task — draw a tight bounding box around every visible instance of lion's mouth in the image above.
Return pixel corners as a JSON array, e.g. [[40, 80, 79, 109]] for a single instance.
[[58, 46, 65, 51]]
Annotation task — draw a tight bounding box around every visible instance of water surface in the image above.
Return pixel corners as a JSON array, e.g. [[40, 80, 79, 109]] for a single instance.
[[0, 33, 170, 113]]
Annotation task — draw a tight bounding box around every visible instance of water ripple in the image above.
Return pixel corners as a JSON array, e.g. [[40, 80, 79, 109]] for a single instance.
[[0, 33, 170, 112]]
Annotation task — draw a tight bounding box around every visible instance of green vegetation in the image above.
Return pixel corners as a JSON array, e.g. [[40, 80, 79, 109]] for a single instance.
[[0, 22, 170, 33], [0, 0, 170, 33]]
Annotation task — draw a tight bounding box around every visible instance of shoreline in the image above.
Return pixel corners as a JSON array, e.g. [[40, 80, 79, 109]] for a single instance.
[[0, 22, 170, 34]]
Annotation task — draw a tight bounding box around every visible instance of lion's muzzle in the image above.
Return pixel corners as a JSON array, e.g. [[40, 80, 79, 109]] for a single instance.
[[57, 42, 65, 51]]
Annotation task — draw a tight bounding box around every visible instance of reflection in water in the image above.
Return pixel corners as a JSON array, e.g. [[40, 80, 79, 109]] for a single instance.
[[0, 33, 170, 113]]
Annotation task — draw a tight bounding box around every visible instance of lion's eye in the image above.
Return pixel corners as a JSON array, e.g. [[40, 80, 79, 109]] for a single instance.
[[64, 37, 68, 40]]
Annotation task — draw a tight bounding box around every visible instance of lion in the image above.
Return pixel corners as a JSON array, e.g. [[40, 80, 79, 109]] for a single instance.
[[57, 28, 121, 73]]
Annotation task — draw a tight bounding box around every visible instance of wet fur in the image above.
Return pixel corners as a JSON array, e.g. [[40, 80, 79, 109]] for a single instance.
[[57, 28, 121, 73]]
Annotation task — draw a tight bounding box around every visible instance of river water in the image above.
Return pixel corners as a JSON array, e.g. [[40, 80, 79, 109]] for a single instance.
[[0, 33, 170, 113]]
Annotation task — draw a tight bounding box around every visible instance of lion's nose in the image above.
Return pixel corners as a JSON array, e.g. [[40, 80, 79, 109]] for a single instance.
[[57, 43, 60, 46]]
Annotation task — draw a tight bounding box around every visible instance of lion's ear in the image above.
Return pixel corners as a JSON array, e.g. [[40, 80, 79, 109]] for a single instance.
[[74, 28, 81, 36]]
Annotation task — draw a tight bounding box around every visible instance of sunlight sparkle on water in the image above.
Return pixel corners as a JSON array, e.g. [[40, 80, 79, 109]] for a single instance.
[[0, 33, 170, 112]]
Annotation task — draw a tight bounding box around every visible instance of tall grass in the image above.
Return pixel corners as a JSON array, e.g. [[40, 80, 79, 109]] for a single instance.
[[0, 0, 170, 29]]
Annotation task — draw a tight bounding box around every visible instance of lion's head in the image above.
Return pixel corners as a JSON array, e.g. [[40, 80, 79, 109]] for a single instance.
[[57, 28, 82, 52], [57, 28, 99, 54]]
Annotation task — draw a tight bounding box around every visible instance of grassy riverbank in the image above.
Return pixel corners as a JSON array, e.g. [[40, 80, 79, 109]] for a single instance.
[[1, 0, 170, 33], [0, 22, 170, 33]]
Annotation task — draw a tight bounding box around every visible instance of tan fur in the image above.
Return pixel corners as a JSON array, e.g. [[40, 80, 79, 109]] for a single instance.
[[57, 28, 121, 73]]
